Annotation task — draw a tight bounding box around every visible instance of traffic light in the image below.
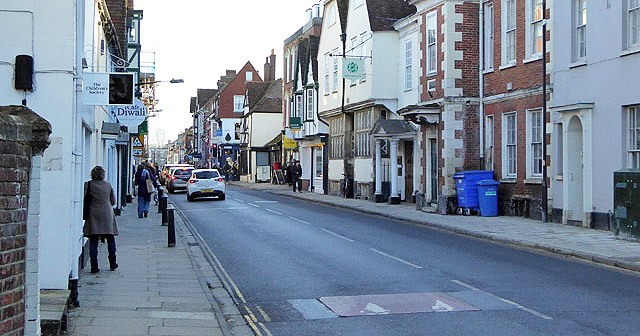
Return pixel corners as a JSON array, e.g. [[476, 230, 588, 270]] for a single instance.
[[211, 144, 218, 157]]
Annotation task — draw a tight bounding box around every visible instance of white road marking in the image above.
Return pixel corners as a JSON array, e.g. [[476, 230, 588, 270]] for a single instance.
[[248, 203, 261, 208], [288, 216, 311, 225], [265, 208, 282, 215], [181, 207, 248, 212], [369, 248, 423, 269], [452, 279, 552, 320], [254, 201, 279, 203], [321, 229, 355, 242], [451, 279, 479, 291]]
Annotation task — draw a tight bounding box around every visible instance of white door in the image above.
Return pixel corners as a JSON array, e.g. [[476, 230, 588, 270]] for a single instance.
[[566, 116, 584, 224]]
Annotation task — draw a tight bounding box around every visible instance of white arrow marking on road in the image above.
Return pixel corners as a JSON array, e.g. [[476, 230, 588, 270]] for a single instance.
[[360, 303, 390, 315], [432, 300, 454, 312]]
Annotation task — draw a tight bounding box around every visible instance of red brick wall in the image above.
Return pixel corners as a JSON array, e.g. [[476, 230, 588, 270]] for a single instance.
[[218, 62, 262, 119], [455, 2, 479, 97]]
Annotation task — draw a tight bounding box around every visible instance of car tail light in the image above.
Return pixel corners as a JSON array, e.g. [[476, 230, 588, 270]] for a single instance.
[[215, 177, 223, 182], [171, 176, 176, 180], [189, 179, 197, 184]]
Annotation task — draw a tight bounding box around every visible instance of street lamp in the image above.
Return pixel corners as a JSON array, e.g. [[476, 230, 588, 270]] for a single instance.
[[136, 78, 184, 86]]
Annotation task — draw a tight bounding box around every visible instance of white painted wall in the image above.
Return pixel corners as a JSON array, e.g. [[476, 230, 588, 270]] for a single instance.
[[551, 0, 640, 215]]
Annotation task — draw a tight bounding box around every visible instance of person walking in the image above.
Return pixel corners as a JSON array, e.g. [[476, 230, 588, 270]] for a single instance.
[[135, 162, 158, 218], [284, 161, 293, 186], [292, 160, 303, 192], [83, 166, 119, 273]]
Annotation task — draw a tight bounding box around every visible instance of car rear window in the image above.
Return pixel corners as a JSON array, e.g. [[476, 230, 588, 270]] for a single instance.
[[174, 169, 193, 178], [193, 171, 220, 179]]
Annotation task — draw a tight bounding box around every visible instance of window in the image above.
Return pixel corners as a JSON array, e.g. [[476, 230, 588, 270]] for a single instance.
[[483, 2, 494, 70], [332, 50, 339, 92], [306, 88, 314, 120], [328, 5, 337, 27], [574, 0, 587, 60], [330, 116, 344, 158], [359, 33, 367, 82], [404, 40, 413, 90], [354, 109, 372, 157], [485, 115, 494, 170], [295, 94, 303, 118], [527, 109, 543, 178], [526, 0, 544, 59], [324, 53, 330, 94], [627, 0, 640, 49], [628, 106, 640, 169], [350, 36, 359, 85], [233, 95, 244, 112], [502, 0, 517, 65], [285, 53, 290, 82], [426, 11, 437, 74], [235, 123, 241, 140], [315, 149, 323, 178], [502, 112, 517, 178], [246, 71, 253, 81]]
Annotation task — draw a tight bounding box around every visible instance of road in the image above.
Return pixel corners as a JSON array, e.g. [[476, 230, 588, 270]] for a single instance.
[[170, 185, 640, 336]]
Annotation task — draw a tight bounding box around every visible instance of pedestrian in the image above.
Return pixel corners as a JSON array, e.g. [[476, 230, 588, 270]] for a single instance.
[[292, 160, 303, 192], [83, 166, 118, 273], [148, 162, 160, 205], [135, 162, 158, 218], [284, 161, 293, 186]]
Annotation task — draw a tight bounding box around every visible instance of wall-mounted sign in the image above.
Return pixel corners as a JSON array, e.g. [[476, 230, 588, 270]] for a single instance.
[[283, 136, 298, 149], [83, 72, 135, 105], [343, 58, 364, 81], [110, 98, 146, 130]]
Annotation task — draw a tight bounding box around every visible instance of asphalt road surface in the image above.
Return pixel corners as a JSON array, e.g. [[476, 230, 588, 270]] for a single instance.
[[171, 185, 640, 336]]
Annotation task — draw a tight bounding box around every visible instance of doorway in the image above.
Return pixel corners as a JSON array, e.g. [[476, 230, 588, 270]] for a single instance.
[[429, 139, 438, 204], [566, 116, 584, 225], [404, 141, 414, 201]]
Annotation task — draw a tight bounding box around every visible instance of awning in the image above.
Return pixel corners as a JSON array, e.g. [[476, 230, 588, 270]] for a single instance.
[[265, 132, 282, 149]]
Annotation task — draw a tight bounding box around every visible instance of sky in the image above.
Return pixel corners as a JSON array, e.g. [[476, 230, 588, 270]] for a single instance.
[[135, 0, 322, 146]]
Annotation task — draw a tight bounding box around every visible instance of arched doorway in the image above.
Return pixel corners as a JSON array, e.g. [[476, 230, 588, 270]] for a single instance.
[[565, 116, 584, 225]]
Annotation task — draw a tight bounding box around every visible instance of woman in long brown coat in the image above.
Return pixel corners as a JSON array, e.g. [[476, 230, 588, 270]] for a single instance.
[[83, 166, 119, 273]]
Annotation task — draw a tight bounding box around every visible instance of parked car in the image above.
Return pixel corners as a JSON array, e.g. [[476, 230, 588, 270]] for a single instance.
[[166, 166, 194, 193], [186, 169, 226, 201], [160, 164, 191, 185]]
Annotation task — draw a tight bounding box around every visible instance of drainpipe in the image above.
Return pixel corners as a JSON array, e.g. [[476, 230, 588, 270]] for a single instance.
[[541, 0, 548, 222], [478, 3, 485, 169]]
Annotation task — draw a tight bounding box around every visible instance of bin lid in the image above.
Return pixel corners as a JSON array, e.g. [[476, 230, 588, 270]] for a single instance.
[[453, 172, 465, 179], [477, 179, 500, 186]]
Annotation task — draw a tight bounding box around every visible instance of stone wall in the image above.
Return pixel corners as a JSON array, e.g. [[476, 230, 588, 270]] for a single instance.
[[0, 105, 51, 336]]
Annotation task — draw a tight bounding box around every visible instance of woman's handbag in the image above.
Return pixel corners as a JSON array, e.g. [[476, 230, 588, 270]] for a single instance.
[[83, 181, 91, 220], [145, 174, 156, 194]]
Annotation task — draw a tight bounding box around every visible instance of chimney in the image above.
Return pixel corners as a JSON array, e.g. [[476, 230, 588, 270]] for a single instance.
[[264, 49, 277, 82]]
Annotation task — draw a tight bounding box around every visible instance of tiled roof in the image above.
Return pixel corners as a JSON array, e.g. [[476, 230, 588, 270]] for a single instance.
[[366, 0, 416, 31]]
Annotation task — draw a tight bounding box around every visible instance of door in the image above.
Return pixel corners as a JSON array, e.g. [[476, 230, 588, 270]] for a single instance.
[[429, 139, 438, 204], [404, 141, 414, 201], [566, 116, 584, 225]]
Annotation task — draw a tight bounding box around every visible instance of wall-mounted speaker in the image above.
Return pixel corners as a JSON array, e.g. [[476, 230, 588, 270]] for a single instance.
[[15, 55, 34, 91]]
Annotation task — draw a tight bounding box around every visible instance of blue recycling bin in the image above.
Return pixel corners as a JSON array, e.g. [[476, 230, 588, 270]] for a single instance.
[[453, 170, 494, 215], [477, 179, 500, 217]]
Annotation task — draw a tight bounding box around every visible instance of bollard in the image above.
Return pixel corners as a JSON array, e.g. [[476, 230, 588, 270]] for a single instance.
[[415, 191, 424, 211], [167, 205, 176, 247], [158, 188, 166, 213]]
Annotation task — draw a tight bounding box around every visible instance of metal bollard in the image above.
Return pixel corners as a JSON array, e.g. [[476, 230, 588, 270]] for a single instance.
[[158, 188, 166, 213], [167, 205, 176, 247], [415, 191, 424, 211]]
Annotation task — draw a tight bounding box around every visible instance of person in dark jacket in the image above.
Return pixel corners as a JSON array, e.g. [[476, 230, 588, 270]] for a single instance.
[[135, 163, 158, 218], [291, 160, 303, 192], [83, 166, 119, 273]]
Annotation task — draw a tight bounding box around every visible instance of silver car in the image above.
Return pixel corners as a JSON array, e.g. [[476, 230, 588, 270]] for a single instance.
[[186, 169, 226, 201], [166, 167, 194, 193]]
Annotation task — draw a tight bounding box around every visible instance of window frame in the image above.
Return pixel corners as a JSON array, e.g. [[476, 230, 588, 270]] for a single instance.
[[233, 95, 244, 112], [404, 39, 413, 90], [332, 50, 339, 92], [525, 0, 544, 60], [526, 108, 543, 179], [628, 105, 640, 169], [324, 53, 330, 95], [574, 0, 587, 61], [502, 112, 517, 179], [354, 109, 372, 157], [627, 0, 640, 49], [501, 0, 517, 66], [305, 88, 314, 121], [328, 5, 337, 27], [485, 115, 495, 171], [329, 116, 345, 159], [426, 11, 437, 75], [483, 2, 494, 71]]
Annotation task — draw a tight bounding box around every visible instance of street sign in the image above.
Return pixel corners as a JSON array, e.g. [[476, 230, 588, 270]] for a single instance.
[[110, 98, 146, 130], [132, 136, 143, 147], [83, 72, 135, 105], [343, 58, 364, 81]]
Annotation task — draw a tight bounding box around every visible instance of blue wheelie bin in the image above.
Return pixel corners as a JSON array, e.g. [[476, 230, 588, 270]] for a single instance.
[[453, 170, 494, 215], [477, 179, 500, 217]]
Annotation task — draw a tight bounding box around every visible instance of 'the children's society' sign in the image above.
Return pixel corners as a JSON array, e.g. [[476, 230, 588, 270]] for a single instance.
[[110, 99, 146, 130], [83, 72, 135, 105]]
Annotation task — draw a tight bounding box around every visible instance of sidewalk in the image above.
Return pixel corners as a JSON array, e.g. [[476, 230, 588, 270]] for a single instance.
[[230, 181, 640, 273], [66, 199, 253, 336]]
